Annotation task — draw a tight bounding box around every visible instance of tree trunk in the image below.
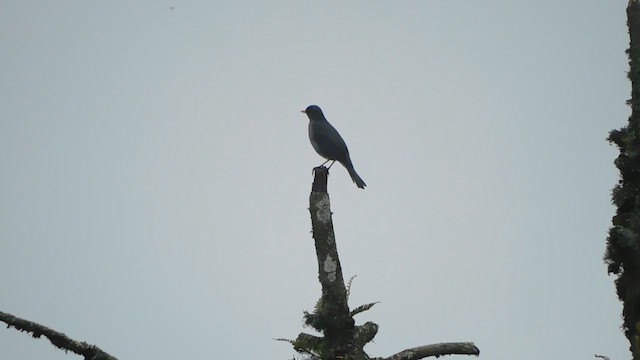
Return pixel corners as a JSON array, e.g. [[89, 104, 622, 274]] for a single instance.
[[605, 2, 640, 359]]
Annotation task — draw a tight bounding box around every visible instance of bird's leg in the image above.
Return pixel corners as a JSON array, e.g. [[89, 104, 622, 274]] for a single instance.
[[319, 159, 332, 168], [326, 160, 336, 170]]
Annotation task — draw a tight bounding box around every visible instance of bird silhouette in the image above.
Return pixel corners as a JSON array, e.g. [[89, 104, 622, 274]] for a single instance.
[[302, 105, 366, 189]]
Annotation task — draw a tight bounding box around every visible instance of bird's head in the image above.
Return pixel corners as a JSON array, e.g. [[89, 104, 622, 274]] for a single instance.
[[301, 105, 325, 120]]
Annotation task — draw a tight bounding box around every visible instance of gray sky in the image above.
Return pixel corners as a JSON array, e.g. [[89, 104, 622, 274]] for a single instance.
[[0, 1, 631, 359]]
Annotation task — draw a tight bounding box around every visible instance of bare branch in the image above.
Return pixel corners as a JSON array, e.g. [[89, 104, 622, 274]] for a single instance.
[[293, 169, 480, 360], [374, 342, 480, 360], [0, 310, 118, 360], [595, 354, 611, 360]]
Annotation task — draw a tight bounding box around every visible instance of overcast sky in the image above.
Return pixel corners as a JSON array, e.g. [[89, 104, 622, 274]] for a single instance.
[[0, 1, 632, 360]]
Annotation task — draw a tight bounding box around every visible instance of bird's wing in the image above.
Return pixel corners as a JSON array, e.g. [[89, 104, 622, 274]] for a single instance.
[[310, 121, 350, 161]]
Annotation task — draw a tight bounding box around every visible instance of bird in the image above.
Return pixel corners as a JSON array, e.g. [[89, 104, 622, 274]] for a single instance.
[[302, 105, 366, 189]]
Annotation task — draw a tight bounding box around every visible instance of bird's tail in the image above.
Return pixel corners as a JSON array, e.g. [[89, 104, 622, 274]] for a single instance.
[[343, 161, 366, 189]]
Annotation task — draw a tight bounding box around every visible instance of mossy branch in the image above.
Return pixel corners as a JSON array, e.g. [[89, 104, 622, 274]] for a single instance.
[[280, 167, 479, 360], [0, 310, 117, 360]]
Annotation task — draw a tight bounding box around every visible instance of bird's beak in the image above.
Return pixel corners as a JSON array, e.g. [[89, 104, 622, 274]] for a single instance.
[[301, 110, 306, 113]]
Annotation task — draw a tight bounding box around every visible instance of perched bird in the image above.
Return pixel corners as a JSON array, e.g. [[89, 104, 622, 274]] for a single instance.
[[302, 105, 366, 189]]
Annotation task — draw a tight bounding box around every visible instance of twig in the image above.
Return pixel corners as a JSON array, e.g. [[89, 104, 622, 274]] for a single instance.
[[373, 342, 480, 360], [0, 310, 118, 360]]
